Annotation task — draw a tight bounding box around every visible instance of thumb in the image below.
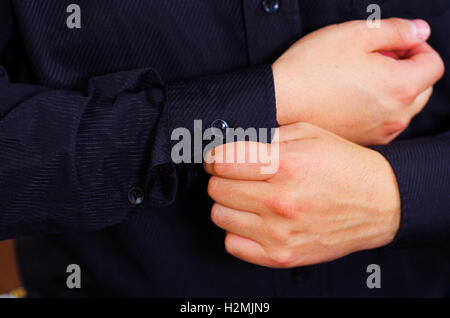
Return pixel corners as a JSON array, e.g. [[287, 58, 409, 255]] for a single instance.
[[363, 18, 431, 52]]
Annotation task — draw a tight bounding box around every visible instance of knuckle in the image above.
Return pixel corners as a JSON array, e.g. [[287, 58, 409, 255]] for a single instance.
[[375, 132, 396, 145], [376, 136, 391, 146], [224, 234, 236, 255], [393, 85, 419, 106], [383, 118, 411, 136], [394, 118, 411, 132], [263, 196, 281, 214], [379, 135, 395, 146], [268, 226, 290, 244], [435, 53, 446, 80], [370, 130, 392, 146], [425, 87, 434, 103], [372, 137, 388, 146], [278, 157, 298, 175], [265, 192, 300, 218], [267, 248, 295, 268]]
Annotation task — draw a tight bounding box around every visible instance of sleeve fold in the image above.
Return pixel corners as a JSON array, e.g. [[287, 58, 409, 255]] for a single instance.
[[0, 65, 278, 239]]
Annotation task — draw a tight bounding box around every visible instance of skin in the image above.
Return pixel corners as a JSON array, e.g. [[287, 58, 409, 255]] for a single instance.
[[204, 123, 401, 268], [203, 19, 445, 268], [273, 18, 445, 146]]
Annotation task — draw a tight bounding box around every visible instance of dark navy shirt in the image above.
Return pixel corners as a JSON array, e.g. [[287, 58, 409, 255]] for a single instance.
[[0, 0, 449, 297]]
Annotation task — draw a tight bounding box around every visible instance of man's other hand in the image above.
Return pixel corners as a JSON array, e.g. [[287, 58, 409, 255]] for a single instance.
[[273, 18, 445, 146], [204, 123, 401, 268]]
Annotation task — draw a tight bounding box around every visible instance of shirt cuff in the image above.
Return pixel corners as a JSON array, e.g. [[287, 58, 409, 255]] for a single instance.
[[373, 133, 450, 248], [166, 65, 278, 163]]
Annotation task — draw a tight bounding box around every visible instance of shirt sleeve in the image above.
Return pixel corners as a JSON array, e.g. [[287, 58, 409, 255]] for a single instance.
[[373, 130, 450, 248], [0, 63, 277, 239]]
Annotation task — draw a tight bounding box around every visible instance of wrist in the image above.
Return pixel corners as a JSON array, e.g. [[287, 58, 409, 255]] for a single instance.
[[372, 151, 402, 247], [272, 61, 295, 126]]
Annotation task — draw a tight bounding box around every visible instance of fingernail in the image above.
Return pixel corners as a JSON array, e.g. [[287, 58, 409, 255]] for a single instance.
[[204, 148, 215, 164], [411, 19, 430, 40]]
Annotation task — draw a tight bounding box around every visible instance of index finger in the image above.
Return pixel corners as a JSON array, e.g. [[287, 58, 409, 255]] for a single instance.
[[203, 141, 279, 180], [396, 42, 445, 93]]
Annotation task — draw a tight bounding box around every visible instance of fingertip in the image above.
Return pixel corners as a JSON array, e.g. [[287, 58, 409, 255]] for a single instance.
[[203, 160, 214, 175], [371, 18, 431, 52], [224, 232, 265, 259], [204, 145, 223, 175], [411, 19, 431, 41], [203, 148, 214, 174]]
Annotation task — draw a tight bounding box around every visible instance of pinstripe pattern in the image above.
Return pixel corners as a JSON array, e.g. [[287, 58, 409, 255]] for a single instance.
[[0, 0, 448, 297], [0, 1, 277, 238]]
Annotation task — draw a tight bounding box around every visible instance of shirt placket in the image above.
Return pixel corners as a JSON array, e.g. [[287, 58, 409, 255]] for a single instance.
[[241, 0, 303, 65]]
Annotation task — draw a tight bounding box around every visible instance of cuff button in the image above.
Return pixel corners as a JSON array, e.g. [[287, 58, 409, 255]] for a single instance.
[[210, 119, 229, 132], [128, 186, 145, 206], [262, 0, 280, 14]]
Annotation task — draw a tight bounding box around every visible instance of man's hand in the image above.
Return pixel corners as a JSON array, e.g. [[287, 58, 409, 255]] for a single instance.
[[273, 18, 445, 146], [204, 123, 401, 268]]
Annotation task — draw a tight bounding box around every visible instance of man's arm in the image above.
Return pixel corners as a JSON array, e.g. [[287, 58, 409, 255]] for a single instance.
[[0, 64, 278, 240], [0, 56, 277, 240], [0, 7, 444, 242], [374, 130, 450, 248], [203, 124, 450, 268], [201, 18, 448, 266]]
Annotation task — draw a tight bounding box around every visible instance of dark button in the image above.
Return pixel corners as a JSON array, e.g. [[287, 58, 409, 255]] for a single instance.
[[128, 186, 144, 206], [292, 267, 310, 283], [262, 0, 280, 14], [210, 119, 229, 132], [160, 163, 175, 176]]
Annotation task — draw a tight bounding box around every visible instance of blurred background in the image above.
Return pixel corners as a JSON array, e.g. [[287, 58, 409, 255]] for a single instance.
[[0, 240, 21, 294]]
